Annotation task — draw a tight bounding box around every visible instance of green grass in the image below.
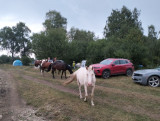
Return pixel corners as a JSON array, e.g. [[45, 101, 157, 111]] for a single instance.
[[0, 64, 160, 121]]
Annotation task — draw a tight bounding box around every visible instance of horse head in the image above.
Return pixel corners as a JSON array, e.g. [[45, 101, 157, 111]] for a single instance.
[[34, 60, 42, 67], [86, 66, 96, 86], [67, 64, 73, 74]]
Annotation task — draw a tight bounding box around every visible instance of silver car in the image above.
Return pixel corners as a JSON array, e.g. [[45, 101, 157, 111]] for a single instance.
[[132, 67, 160, 87]]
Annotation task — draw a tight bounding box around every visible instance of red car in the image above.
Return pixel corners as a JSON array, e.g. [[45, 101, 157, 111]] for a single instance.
[[91, 58, 134, 79]]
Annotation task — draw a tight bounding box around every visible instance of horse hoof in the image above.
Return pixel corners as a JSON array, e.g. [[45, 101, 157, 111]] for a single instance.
[[91, 103, 95, 106]]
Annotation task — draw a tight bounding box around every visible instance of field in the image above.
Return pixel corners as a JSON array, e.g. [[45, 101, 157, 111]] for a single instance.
[[0, 64, 160, 121]]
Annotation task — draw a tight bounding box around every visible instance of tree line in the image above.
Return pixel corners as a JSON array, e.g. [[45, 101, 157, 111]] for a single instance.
[[0, 6, 160, 68]]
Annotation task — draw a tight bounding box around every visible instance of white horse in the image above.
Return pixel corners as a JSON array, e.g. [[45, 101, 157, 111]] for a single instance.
[[64, 66, 96, 106]]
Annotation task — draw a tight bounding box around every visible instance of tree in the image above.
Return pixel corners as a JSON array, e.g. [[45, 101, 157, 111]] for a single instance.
[[67, 27, 95, 63], [104, 6, 142, 39], [148, 25, 157, 40], [31, 28, 67, 60], [0, 22, 31, 61], [14, 22, 31, 57], [21, 56, 31, 66], [102, 6, 148, 68], [68, 27, 95, 42], [32, 10, 69, 61], [146, 25, 159, 67], [43, 10, 67, 30], [86, 39, 108, 64], [0, 26, 19, 61], [0, 55, 12, 64]]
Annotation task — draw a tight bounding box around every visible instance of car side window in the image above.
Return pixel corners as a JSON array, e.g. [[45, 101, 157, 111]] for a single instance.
[[120, 60, 126, 64], [113, 60, 119, 65], [120, 60, 129, 64], [125, 60, 129, 63]]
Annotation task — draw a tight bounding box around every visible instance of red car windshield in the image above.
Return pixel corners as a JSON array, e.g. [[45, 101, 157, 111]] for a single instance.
[[100, 59, 113, 65]]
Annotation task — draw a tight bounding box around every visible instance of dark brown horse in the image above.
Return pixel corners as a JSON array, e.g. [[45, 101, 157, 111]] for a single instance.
[[40, 60, 52, 76], [51, 60, 73, 79]]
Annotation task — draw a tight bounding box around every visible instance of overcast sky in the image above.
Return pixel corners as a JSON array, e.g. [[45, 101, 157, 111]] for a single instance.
[[0, 0, 160, 39]]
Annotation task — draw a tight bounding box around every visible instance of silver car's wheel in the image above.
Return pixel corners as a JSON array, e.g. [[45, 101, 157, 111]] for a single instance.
[[148, 76, 160, 87]]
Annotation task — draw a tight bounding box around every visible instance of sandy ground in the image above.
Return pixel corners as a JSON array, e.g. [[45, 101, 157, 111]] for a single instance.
[[0, 69, 46, 121]]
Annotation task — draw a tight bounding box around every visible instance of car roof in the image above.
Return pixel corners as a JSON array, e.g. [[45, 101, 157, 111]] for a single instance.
[[106, 58, 128, 60]]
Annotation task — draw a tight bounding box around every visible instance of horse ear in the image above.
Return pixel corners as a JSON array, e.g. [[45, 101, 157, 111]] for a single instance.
[[86, 66, 88, 70], [89, 65, 94, 70], [92, 66, 94, 70]]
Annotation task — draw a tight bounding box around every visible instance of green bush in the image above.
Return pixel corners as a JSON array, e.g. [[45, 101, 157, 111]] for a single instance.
[[21, 56, 31, 66]]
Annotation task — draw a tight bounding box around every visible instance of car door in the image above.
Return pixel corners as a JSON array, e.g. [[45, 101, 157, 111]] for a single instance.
[[119, 60, 127, 74], [111, 60, 121, 74]]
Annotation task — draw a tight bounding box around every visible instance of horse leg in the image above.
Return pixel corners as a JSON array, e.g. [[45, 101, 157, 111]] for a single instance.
[[52, 69, 55, 78], [65, 71, 67, 79], [84, 85, 88, 102], [91, 85, 95, 106], [41, 69, 44, 77], [39, 65, 42, 72], [61, 71, 64, 79], [77, 80, 82, 99]]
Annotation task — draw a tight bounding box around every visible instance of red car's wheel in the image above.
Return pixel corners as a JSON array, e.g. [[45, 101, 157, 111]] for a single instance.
[[102, 70, 110, 79], [126, 69, 133, 76]]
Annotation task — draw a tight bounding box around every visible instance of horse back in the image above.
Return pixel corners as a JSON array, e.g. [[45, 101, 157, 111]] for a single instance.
[[52, 61, 66, 70], [76, 68, 87, 84], [53, 63, 66, 70], [41, 62, 51, 68]]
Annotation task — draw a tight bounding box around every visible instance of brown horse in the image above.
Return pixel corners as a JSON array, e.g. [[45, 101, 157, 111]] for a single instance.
[[34, 60, 42, 67], [51, 60, 73, 79], [40, 60, 52, 76]]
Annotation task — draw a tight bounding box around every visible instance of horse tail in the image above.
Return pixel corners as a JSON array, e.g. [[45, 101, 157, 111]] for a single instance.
[[63, 73, 76, 86]]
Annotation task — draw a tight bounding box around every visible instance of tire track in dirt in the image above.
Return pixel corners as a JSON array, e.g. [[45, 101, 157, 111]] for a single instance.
[[0, 69, 47, 121], [22, 75, 78, 96], [22, 74, 160, 120]]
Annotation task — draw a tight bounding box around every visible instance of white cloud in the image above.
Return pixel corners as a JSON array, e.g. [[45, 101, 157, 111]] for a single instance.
[[0, 14, 44, 34], [27, 23, 44, 34], [0, 15, 18, 28]]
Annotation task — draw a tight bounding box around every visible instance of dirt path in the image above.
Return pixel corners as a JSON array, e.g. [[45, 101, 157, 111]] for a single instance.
[[0, 69, 46, 121]]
